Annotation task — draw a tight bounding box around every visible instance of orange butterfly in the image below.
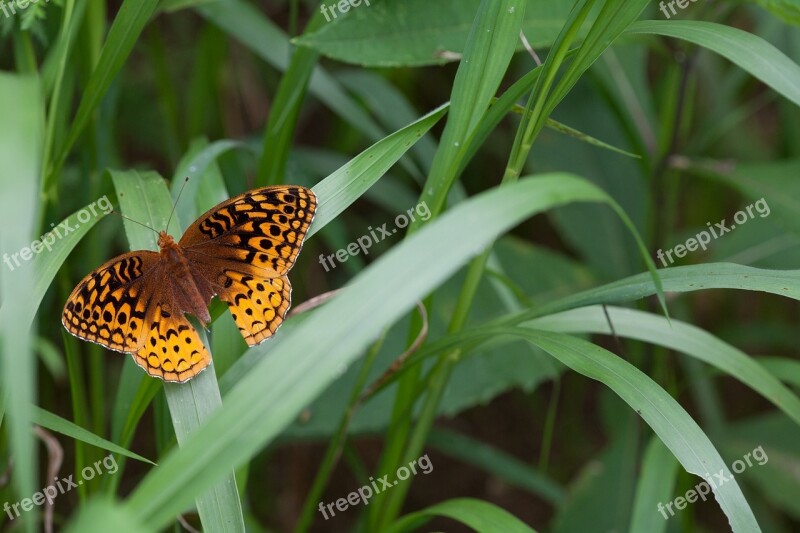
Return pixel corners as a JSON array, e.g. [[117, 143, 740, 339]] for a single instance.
[[62, 185, 317, 383]]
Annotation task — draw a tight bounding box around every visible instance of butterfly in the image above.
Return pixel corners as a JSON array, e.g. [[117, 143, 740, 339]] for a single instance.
[[62, 185, 317, 383]]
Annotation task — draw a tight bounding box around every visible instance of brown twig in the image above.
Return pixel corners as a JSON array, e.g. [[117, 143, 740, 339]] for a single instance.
[[358, 302, 429, 404], [288, 289, 342, 317], [34, 426, 63, 533], [519, 30, 543, 66]]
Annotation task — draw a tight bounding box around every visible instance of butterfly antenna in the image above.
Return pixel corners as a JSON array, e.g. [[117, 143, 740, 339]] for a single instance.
[[109, 209, 160, 236], [165, 176, 190, 234]]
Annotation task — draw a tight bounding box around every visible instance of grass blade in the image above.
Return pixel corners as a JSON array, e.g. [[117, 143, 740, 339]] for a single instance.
[[0, 72, 44, 533], [32, 407, 155, 465], [385, 497, 537, 533], [627, 20, 800, 108], [109, 169, 245, 532], [48, 0, 160, 188]]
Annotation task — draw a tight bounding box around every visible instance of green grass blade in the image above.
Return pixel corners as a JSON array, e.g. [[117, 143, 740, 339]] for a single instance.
[[530, 306, 800, 426], [32, 407, 155, 464], [257, 10, 325, 186], [385, 497, 537, 533], [626, 20, 800, 108], [293, 0, 573, 67], [417, 0, 527, 218], [515, 329, 760, 532], [759, 357, 800, 389], [310, 104, 448, 234], [109, 169, 245, 532], [628, 437, 679, 533], [504, 263, 800, 324], [47, 0, 160, 189], [0, 72, 44, 533]]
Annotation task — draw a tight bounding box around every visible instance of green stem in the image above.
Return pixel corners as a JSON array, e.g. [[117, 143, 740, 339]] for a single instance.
[[293, 332, 387, 533], [538, 379, 560, 473], [372, 3, 598, 527]]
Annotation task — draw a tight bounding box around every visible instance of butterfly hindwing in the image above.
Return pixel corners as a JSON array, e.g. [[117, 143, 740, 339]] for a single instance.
[[62, 251, 160, 352], [217, 272, 291, 346], [133, 303, 211, 382]]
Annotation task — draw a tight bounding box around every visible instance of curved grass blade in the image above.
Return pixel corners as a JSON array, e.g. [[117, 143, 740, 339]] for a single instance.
[[218, 105, 447, 389], [385, 497, 536, 533], [32, 407, 155, 464], [501, 263, 800, 325], [626, 20, 800, 108], [310, 103, 448, 234], [513, 329, 760, 532], [529, 306, 800, 426]]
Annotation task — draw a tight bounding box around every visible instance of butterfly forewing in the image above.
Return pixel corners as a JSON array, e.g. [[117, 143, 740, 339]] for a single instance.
[[62, 251, 160, 352], [180, 186, 317, 276]]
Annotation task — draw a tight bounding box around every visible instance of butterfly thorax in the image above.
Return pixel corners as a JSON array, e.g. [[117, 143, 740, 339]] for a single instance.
[[157, 231, 212, 324]]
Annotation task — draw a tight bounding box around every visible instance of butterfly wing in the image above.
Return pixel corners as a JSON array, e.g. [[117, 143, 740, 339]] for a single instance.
[[133, 301, 211, 382], [62, 252, 160, 352], [63, 250, 212, 382], [179, 186, 316, 345]]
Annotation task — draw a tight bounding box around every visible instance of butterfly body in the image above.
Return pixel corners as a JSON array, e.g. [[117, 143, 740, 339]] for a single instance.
[[63, 185, 317, 383], [156, 231, 212, 324]]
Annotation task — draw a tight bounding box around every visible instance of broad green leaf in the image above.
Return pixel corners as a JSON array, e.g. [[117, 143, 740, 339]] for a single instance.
[[626, 20, 800, 108], [293, 0, 574, 67], [385, 498, 536, 533], [195, 0, 385, 142]]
